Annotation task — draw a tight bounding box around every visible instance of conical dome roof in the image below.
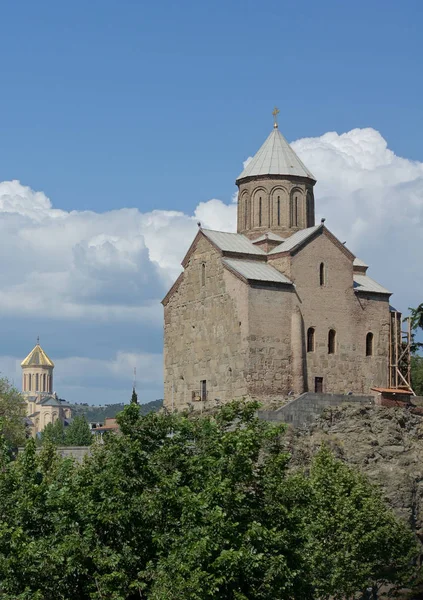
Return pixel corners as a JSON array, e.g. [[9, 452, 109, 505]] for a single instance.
[[21, 343, 54, 368], [236, 127, 315, 182]]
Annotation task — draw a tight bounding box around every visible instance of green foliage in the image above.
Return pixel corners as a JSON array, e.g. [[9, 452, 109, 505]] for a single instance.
[[0, 401, 417, 599], [411, 355, 423, 396], [40, 419, 65, 445], [305, 446, 416, 599], [0, 377, 27, 448], [130, 388, 138, 404], [64, 415, 92, 446]]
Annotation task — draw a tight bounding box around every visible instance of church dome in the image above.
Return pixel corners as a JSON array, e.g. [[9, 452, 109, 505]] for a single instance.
[[21, 343, 54, 368]]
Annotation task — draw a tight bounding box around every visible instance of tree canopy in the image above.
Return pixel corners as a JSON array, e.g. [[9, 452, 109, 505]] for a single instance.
[[410, 304, 423, 393], [40, 415, 92, 447], [0, 377, 27, 448], [0, 401, 417, 599]]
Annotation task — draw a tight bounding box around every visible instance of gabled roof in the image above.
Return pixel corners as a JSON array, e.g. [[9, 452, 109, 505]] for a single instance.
[[237, 128, 316, 182], [39, 396, 62, 407], [21, 343, 54, 368], [202, 229, 266, 255], [252, 232, 286, 244], [353, 274, 391, 295], [267, 224, 355, 262], [223, 258, 292, 285], [268, 225, 322, 254], [353, 257, 369, 268]]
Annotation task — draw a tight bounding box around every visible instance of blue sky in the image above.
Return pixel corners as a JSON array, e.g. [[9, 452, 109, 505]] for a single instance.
[[0, 0, 422, 404], [1, 0, 422, 213]]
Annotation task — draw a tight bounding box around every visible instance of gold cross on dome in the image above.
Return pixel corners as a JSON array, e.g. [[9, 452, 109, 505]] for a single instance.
[[272, 106, 280, 128]]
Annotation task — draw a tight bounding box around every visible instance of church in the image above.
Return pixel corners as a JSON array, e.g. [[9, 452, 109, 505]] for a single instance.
[[21, 340, 72, 435], [162, 113, 398, 411]]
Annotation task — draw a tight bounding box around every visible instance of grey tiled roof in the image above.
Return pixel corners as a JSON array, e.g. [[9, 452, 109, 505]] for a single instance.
[[353, 257, 369, 268], [237, 128, 316, 181], [253, 232, 286, 243], [202, 229, 266, 255], [353, 275, 391, 295], [268, 225, 321, 254], [223, 258, 292, 284]]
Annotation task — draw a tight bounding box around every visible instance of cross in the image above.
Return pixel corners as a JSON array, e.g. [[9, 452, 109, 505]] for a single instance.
[[37, 336, 40, 345], [272, 106, 280, 129]]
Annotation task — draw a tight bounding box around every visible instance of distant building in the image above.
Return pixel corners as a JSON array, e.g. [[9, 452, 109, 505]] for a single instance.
[[163, 114, 401, 411], [21, 341, 71, 436]]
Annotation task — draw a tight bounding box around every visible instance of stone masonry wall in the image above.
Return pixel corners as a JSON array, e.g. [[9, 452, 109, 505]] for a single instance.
[[163, 236, 250, 411], [258, 392, 374, 428], [289, 230, 390, 394]]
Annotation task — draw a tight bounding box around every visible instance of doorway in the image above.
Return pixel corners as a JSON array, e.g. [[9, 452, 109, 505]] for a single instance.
[[315, 377, 323, 393]]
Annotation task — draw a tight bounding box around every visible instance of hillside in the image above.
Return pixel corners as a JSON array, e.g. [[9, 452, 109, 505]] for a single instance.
[[68, 399, 163, 423], [287, 404, 423, 543]]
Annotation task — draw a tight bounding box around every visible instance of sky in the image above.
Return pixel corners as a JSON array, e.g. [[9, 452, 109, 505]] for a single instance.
[[0, 0, 422, 405]]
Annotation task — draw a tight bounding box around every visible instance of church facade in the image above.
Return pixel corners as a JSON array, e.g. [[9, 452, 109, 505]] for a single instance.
[[21, 341, 72, 435], [162, 117, 393, 411]]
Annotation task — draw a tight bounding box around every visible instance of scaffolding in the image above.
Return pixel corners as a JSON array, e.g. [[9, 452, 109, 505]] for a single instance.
[[389, 311, 414, 394]]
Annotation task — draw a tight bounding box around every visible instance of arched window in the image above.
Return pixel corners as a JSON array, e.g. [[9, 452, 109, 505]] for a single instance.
[[244, 196, 248, 230], [307, 327, 315, 352], [28, 374, 31, 391], [35, 373, 39, 391], [201, 263, 206, 286], [294, 196, 298, 226], [277, 196, 281, 226], [366, 332, 374, 356], [328, 329, 336, 354], [319, 262, 325, 286], [43, 373, 46, 391], [259, 197, 262, 226]]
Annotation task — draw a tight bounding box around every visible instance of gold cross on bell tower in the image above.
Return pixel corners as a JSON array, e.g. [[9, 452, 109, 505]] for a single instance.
[[272, 106, 280, 129]]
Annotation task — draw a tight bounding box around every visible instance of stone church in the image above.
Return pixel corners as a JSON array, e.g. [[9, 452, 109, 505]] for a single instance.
[[162, 116, 394, 411], [21, 341, 72, 435]]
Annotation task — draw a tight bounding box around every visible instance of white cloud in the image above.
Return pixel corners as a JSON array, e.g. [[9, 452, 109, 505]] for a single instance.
[[0, 127, 421, 404]]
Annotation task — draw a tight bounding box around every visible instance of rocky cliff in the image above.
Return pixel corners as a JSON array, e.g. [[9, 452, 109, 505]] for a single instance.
[[286, 404, 423, 542]]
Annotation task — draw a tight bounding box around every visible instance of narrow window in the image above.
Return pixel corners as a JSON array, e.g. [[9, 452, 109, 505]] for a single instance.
[[35, 373, 39, 391], [43, 373, 46, 391], [328, 329, 336, 354], [201, 263, 206, 286], [319, 262, 325, 286], [200, 380, 207, 401], [294, 196, 298, 226], [28, 374, 31, 391], [277, 196, 281, 226], [244, 197, 248, 229], [366, 332, 374, 356], [259, 197, 262, 226], [307, 327, 315, 352]]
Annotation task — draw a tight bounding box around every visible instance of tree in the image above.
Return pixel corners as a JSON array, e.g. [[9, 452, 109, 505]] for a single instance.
[[40, 419, 65, 445], [409, 304, 423, 392], [0, 401, 417, 599], [130, 387, 138, 405], [64, 415, 92, 446], [0, 377, 27, 448], [305, 446, 416, 599], [411, 355, 423, 396]]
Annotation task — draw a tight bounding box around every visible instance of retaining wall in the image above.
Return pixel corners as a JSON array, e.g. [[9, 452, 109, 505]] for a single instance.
[[258, 392, 374, 428]]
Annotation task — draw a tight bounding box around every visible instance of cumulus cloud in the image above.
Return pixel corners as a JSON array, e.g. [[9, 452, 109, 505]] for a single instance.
[[0, 127, 421, 404]]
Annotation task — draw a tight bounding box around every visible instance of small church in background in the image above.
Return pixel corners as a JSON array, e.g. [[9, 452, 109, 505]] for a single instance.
[[21, 340, 72, 436], [163, 110, 408, 411]]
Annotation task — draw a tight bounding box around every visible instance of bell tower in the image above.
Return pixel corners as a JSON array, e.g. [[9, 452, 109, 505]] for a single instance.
[[236, 109, 316, 240], [21, 338, 54, 397]]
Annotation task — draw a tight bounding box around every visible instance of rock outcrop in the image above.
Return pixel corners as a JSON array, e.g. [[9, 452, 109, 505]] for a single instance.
[[287, 404, 423, 541]]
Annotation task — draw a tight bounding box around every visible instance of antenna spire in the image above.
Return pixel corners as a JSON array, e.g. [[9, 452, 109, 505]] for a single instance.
[[272, 106, 280, 129]]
